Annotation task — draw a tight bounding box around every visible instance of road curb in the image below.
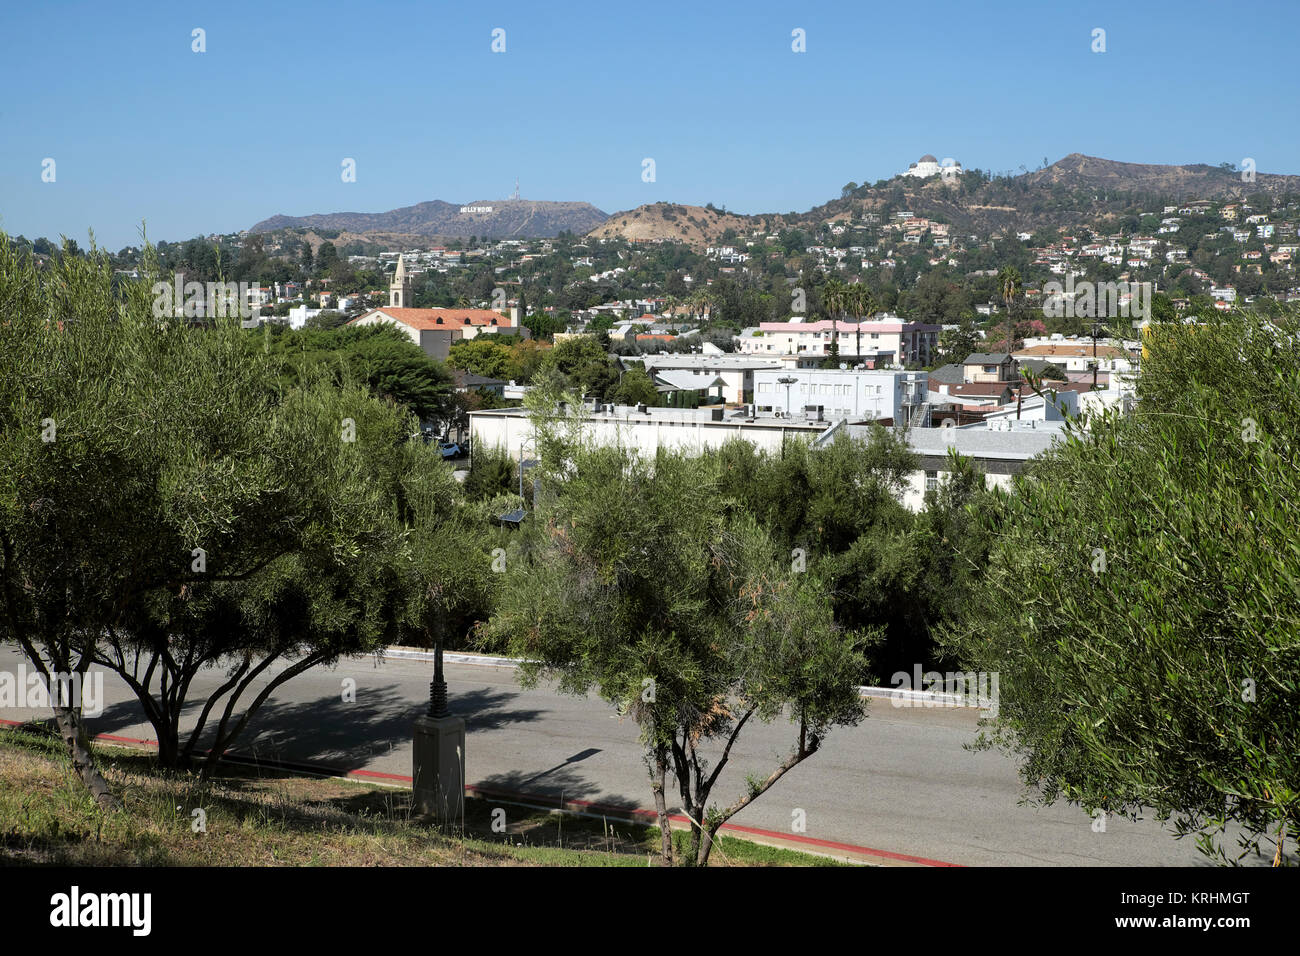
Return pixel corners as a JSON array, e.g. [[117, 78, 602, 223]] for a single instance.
[[380, 647, 520, 668], [377, 647, 984, 707]]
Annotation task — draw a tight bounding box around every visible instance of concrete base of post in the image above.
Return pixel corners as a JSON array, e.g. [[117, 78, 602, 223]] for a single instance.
[[412, 714, 465, 824]]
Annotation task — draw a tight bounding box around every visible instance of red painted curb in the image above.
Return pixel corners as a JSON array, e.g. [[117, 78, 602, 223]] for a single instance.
[[0, 717, 961, 867], [464, 782, 961, 866]]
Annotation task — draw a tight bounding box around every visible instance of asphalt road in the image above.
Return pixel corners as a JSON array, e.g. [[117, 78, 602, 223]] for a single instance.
[[0, 646, 1244, 866]]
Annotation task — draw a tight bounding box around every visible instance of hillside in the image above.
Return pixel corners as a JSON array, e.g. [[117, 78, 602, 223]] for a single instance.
[[250, 198, 608, 239], [585, 202, 759, 247], [587, 154, 1300, 244], [1021, 153, 1300, 198]]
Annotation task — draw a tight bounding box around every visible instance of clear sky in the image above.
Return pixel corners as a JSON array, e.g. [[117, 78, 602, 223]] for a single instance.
[[2, 0, 1296, 249]]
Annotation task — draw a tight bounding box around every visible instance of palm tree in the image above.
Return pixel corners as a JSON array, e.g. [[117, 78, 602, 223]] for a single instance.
[[848, 284, 875, 363], [690, 288, 712, 331], [998, 266, 1022, 355], [661, 294, 681, 328], [822, 278, 846, 360]]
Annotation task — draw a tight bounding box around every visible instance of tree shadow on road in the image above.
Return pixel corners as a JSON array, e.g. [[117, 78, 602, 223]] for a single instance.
[[231, 684, 545, 772], [472, 760, 644, 817], [78, 683, 545, 772]]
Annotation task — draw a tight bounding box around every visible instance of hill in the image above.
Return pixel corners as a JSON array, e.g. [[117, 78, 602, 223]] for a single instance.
[[1021, 153, 1300, 198], [250, 198, 608, 239], [585, 202, 764, 248], [586, 154, 1300, 244]]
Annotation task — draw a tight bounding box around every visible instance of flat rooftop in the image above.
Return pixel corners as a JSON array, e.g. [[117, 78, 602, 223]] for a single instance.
[[468, 404, 828, 430], [858, 421, 1068, 461], [632, 354, 785, 370]]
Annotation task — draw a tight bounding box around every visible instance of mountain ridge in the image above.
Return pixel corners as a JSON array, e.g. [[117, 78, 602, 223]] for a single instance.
[[249, 198, 608, 239], [247, 155, 1300, 249], [588, 154, 1300, 247]]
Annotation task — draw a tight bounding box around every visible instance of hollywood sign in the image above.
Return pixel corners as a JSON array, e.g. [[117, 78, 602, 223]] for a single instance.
[[460, 205, 494, 214]]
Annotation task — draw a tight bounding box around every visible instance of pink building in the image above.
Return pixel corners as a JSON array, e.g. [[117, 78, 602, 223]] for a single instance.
[[739, 317, 940, 366]]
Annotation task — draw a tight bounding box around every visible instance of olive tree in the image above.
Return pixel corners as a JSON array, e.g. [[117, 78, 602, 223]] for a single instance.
[[486, 439, 868, 866], [946, 310, 1300, 864], [0, 236, 474, 796]]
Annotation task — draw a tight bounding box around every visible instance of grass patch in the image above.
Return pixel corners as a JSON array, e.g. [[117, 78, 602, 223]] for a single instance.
[[0, 726, 845, 866]]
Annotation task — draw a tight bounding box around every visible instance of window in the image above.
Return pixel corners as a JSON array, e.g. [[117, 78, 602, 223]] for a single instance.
[[925, 470, 939, 492]]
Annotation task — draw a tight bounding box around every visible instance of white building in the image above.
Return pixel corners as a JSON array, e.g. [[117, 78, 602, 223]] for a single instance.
[[901, 153, 962, 179], [629, 353, 784, 405], [468, 405, 1064, 514], [287, 304, 321, 330], [244, 286, 273, 311], [751, 368, 928, 423], [879, 420, 1067, 511], [469, 405, 826, 463], [1013, 342, 1135, 374]]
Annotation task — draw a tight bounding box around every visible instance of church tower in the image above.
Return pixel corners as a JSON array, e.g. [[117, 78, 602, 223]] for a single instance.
[[389, 254, 413, 308]]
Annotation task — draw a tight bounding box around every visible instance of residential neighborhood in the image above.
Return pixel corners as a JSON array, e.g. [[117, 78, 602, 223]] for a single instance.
[[1, 2, 1295, 937]]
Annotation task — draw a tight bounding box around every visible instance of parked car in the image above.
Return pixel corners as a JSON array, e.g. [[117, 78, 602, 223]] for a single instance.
[[437, 441, 462, 459]]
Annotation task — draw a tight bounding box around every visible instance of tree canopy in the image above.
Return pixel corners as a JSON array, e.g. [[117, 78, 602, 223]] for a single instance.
[[946, 309, 1300, 864], [0, 234, 491, 798], [486, 434, 868, 866]]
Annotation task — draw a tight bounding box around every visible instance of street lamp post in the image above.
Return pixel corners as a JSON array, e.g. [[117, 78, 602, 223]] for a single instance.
[[414, 601, 464, 823], [428, 616, 448, 718], [1091, 321, 1101, 390], [778, 375, 799, 418], [777, 376, 799, 461]]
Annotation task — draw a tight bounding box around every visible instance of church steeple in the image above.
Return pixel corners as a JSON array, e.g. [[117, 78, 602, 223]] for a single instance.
[[389, 254, 412, 308]]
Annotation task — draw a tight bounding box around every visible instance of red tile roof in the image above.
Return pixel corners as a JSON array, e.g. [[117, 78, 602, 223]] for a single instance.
[[352, 308, 514, 329]]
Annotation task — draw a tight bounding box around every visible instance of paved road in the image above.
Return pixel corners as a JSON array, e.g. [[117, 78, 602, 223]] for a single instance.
[[0, 646, 1237, 866]]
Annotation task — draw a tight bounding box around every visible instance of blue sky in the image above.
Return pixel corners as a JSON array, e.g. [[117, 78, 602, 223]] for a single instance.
[[2, 0, 1296, 249]]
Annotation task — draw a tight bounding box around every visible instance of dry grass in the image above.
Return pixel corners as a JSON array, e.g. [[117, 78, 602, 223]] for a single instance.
[[0, 726, 842, 867]]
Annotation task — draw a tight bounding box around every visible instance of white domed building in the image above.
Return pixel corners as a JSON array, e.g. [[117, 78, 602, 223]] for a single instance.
[[902, 154, 962, 179]]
